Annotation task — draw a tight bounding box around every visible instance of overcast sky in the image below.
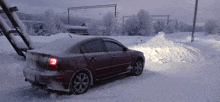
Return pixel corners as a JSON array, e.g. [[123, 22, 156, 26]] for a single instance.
[[7, 0, 219, 24]]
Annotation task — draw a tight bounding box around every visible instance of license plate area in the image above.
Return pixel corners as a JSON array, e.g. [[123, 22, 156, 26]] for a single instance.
[[26, 73, 35, 81]]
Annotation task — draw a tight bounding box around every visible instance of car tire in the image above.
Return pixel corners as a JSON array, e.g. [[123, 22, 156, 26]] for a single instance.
[[70, 72, 91, 94], [131, 59, 144, 76]]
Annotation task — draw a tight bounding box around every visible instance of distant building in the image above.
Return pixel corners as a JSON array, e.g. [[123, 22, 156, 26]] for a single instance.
[[65, 24, 89, 35]]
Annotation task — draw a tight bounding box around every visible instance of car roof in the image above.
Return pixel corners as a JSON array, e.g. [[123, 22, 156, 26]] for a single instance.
[[33, 36, 123, 55], [37, 36, 105, 53]]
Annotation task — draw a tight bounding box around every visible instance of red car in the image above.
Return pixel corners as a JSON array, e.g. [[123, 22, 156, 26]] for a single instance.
[[23, 36, 145, 94]]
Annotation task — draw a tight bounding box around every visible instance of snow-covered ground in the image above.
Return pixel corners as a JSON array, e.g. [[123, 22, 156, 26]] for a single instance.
[[0, 32, 220, 102]]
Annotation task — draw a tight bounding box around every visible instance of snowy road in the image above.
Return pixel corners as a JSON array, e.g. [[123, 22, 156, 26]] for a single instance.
[[0, 32, 220, 102]]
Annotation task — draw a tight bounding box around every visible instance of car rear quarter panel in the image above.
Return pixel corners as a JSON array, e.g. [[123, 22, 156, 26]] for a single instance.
[[54, 54, 93, 85], [130, 50, 145, 65]]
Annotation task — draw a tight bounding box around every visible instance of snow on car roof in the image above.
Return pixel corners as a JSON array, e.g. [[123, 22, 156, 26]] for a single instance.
[[37, 36, 98, 52]]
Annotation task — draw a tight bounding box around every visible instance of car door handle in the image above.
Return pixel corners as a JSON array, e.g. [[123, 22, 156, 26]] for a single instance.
[[112, 55, 118, 58], [89, 57, 96, 61]]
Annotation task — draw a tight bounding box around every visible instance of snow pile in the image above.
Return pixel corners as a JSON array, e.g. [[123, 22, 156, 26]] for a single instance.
[[130, 32, 204, 64], [197, 35, 220, 51]]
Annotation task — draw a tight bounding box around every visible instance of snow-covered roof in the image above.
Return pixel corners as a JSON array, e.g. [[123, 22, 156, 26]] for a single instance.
[[65, 25, 88, 29], [35, 36, 96, 52]]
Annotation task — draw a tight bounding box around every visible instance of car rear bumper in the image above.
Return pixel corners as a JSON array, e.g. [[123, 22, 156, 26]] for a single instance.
[[23, 68, 70, 92]]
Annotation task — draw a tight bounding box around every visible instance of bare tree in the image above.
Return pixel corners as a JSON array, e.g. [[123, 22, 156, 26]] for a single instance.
[[123, 15, 139, 36], [154, 20, 166, 33], [204, 19, 219, 34], [87, 19, 104, 36], [123, 9, 154, 36], [164, 23, 177, 34], [43, 9, 65, 35], [137, 9, 154, 36], [102, 12, 116, 35]]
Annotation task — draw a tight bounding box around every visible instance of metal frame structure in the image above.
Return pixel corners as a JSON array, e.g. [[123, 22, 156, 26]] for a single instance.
[[0, 0, 34, 58], [168, 19, 178, 25], [67, 4, 117, 24], [150, 15, 170, 25], [123, 15, 171, 25], [122, 16, 131, 25]]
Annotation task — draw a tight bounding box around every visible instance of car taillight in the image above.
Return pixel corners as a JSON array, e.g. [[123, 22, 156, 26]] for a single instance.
[[47, 58, 58, 71], [49, 58, 57, 65]]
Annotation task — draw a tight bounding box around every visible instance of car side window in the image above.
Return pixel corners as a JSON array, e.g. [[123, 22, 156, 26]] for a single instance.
[[81, 39, 106, 53], [104, 41, 124, 52]]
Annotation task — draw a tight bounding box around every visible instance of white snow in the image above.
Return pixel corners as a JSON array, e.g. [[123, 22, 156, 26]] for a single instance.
[[0, 32, 220, 102]]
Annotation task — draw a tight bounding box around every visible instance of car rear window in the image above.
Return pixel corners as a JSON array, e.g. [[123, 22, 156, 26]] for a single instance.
[[81, 39, 106, 53]]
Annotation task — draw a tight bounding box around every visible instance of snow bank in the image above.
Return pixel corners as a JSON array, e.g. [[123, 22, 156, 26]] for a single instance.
[[195, 34, 220, 51], [130, 32, 204, 64]]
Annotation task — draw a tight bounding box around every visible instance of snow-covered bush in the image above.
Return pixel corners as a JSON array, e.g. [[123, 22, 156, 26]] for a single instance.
[[25, 22, 46, 36], [87, 19, 104, 36], [102, 12, 116, 36], [43, 9, 66, 35], [204, 19, 219, 35], [88, 12, 118, 36], [24, 9, 66, 36], [123, 15, 139, 36], [177, 22, 193, 32], [154, 20, 179, 34], [137, 9, 154, 36], [154, 20, 166, 33], [123, 9, 154, 36], [164, 23, 177, 34]]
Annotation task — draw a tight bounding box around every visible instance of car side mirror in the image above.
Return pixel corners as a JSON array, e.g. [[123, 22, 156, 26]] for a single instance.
[[123, 47, 128, 51]]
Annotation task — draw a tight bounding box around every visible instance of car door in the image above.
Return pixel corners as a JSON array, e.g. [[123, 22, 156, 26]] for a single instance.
[[104, 40, 132, 74], [81, 38, 113, 78]]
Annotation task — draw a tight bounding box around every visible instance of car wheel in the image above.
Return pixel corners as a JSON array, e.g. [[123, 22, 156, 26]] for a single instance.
[[71, 72, 90, 94], [132, 59, 144, 76]]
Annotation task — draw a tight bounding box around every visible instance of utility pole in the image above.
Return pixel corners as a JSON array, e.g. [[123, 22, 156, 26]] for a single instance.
[[115, 6, 117, 17], [68, 9, 69, 24], [167, 15, 170, 25], [191, 0, 198, 42]]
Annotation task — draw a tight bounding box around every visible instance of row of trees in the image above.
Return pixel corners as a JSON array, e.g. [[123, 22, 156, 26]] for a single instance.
[[1, 9, 67, 36], [1, 9, 205, 36], [204, 19, 219, 35], [25, 9, 66, 35], [122, 10, 154, 36], [88, 9, 204, 36], [87, 11, 117, 36], [203, 0, 220, 35]]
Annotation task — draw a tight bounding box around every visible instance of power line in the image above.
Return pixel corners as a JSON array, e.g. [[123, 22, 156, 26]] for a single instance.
[[123, 15, 171, 25], [67, 4, 117, 24]]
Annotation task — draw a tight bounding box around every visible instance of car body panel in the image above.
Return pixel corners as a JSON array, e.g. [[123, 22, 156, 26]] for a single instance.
[[108, 51, 132, 73], [83, 52, 113, 78], [23, 36, 145, 92]]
